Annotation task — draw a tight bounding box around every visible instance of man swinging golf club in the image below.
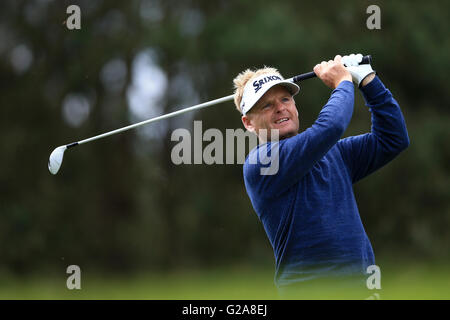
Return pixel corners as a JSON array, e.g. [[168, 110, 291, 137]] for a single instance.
[[234, 54, 409, 294]]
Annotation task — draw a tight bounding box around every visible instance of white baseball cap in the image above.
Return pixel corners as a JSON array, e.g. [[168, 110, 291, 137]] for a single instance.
[[240, 72, 300, 115]]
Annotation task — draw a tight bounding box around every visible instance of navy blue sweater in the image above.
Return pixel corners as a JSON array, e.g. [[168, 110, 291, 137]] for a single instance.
[[243, 77, 409, 288]]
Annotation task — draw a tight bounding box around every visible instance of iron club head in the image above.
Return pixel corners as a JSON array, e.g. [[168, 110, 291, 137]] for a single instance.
[[48, 146, 67, 175]]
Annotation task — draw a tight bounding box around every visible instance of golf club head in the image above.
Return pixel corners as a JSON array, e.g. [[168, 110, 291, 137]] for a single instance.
[[48, 146, 67, 175]]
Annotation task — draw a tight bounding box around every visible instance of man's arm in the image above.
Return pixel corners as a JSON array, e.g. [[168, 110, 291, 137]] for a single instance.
[[244, 81, 354, 196], [245, 56, 354, 196], [337, 75, 410, 183]]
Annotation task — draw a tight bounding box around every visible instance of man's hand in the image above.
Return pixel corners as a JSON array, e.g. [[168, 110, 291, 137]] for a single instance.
[[313, 55, 352, 89], [342, 53, 375, 87]]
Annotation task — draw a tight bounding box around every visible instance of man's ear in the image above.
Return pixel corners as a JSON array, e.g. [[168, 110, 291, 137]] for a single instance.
[[241, 115, 255, 133]]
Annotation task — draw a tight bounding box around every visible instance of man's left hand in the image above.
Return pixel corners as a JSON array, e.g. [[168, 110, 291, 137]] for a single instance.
[[342, 53, 375, 87]]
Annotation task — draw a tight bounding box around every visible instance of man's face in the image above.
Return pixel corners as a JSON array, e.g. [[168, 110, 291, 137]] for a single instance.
[[242, 85, 299, 142]]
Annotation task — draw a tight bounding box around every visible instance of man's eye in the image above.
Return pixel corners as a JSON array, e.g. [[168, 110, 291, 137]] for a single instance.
[[263, 104, 271, 109], [282, 97, 290, 102]]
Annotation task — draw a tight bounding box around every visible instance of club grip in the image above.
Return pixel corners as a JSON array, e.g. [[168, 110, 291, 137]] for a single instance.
[[292, 71, 316, 83], [361, 55, 372, 65], [292, 55, 372, 83]]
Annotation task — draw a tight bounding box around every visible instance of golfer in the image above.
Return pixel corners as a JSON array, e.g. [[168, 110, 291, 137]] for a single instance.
[[233, 54, 409, 293]]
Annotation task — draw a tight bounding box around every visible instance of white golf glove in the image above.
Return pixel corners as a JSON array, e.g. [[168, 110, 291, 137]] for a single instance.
[[342, 53, 375, 87]]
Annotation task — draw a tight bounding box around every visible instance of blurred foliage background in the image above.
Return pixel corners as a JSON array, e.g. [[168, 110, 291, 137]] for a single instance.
[[0, 0, 449, 298]]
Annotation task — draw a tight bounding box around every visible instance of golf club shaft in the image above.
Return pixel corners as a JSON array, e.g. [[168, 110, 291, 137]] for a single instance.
[[67, 94, 235, 148], [65, 55, 372, 148]]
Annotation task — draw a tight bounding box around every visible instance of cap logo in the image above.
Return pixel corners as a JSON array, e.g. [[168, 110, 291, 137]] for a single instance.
[[253, 75, 282, 93]]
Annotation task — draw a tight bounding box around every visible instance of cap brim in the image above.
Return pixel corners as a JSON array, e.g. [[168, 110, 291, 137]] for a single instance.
[[277, 81, 300, 96]]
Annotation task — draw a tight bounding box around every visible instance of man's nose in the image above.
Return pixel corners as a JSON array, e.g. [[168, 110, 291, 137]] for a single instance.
[[274, 100, 286, 113]]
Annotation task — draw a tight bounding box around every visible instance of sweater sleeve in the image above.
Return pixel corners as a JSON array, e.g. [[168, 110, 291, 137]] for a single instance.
[[337, 76, 410, 184], [244, 80, 355, 197]]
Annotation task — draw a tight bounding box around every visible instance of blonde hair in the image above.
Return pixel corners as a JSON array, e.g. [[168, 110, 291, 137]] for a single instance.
[[233, 67, 282, 113]]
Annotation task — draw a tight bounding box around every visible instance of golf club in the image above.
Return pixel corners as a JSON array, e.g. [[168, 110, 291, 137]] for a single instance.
[[48, 55, 372, 175]]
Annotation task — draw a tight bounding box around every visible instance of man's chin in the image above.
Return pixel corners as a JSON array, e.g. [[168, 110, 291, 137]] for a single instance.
[[277, 125, 299, 139], [270, 121, 299, 140], [258, 126, 299, 142], [279, 130, 298, 140], [266, 129, 298, 141]]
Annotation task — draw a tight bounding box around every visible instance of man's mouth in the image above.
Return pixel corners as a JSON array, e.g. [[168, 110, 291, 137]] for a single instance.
[[275, 117, 289, 124]]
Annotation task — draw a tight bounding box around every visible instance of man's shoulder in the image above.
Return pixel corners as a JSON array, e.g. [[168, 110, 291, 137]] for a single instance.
[[244, 141, 272, 165], [243, 143, 266, 178], [243, 140, 285, 180]]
